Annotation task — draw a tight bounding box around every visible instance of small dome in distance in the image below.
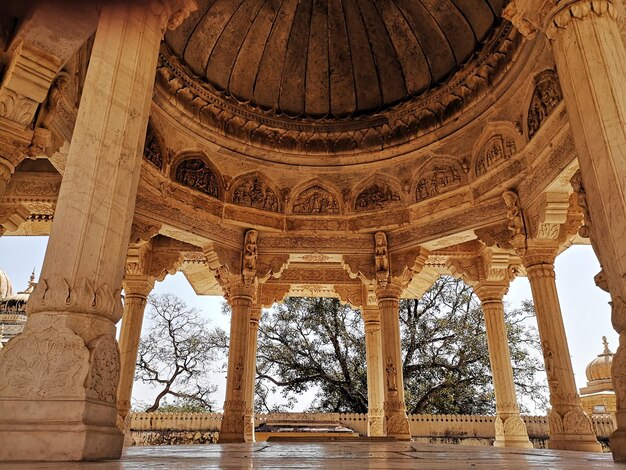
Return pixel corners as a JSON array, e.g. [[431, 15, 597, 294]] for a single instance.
[[586, 336, 613, 383], [0, 268, 13, 299]]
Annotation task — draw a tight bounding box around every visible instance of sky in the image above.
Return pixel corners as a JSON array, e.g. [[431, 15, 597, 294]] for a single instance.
[[0, 236, 614, 414]]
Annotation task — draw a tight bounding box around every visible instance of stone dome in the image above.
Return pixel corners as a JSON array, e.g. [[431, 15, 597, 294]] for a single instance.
[[0, 268, 13, 299], [165, 0, 506, 119], [586, 337, 613, 383]]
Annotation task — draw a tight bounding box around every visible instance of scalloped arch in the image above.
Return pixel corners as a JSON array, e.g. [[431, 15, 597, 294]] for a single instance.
[[228, 171, 282, 213], [289, 180, 344, 215]]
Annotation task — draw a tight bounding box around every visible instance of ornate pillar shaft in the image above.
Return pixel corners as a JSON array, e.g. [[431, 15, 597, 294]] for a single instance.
[[243, 306, 260, 443], [547, 2, 626, 460], [524, 257, 601, 452], [220, 286, 253, 443], [117, 276, 154, 425], [377, 286, 411, 440], [476, 285, 532, 449], [363, 307, 386, 437], [0, 4, 175, 461]]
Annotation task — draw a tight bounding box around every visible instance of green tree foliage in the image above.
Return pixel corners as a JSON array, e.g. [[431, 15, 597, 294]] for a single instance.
[[135, 293, 228, 412], [254, 276, 548, 415]]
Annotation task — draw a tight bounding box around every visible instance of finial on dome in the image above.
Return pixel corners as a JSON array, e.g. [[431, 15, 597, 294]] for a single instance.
[[602, 336, 611, 355], [29, 268, 35, 284]]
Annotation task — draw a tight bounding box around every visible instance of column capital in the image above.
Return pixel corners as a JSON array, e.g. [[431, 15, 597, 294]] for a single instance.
[[474, 282, 509, 304], [375, 283, 402, 303], [122, 275, 155, 299], [145, 0, 199, 32], [521, 242, 558, 270]]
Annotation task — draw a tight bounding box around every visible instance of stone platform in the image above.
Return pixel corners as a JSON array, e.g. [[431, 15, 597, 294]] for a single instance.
[[0, 441, 619, 469]]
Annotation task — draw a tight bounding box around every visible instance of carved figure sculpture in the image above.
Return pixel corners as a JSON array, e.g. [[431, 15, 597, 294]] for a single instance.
[[475, 135, 516, 177], [175, 159, 219, 197], [293, 186, 339, 214], [570, 169, 591, 238], [232, 177, 279, 212], [143, 125, 163, 169], [374, 231, 389, 286], [242, 229, 258, 285], [502, 190, 525, 238], [386, 356, 397, 393], [415, 164, 462, 202], [355, 183, 400, 211], [528, 74, 563, 139]]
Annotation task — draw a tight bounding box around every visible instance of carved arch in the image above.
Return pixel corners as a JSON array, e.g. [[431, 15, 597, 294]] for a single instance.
[[470, 122, 524, 180], [143, 121, 165, 170], [170, 152, 223, 199], [525, 69, 563, 140], [413, 156, 467, 203], [289, 179, 343, 215], [351, 174, 404, 212], [228, 171, 282, 213]]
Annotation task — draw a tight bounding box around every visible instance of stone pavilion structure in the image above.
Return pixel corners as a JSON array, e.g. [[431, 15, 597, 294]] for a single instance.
[[0, 0, 625, 463]]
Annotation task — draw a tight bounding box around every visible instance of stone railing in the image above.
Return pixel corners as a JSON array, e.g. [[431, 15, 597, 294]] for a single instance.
[[128, 412, 615, 445]]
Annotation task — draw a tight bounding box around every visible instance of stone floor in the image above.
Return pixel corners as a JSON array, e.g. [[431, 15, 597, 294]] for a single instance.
[[0, 441, 623, 469]]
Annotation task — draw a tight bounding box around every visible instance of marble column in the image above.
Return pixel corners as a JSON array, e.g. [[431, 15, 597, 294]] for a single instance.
[[547, 2, 626, 460], [377, 285, 411, 440], [0, 4, 174, 461], [243, 306, 261, 443], [117, 275, 154, 427], [475, 284, 532, 449], [362, 307, 386, 437], [523, 249, 601, 452], [220, 284, 253, 443]]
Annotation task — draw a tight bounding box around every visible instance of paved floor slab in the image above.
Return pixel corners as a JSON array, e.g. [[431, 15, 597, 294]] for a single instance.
[[0, 441, 622, 469]]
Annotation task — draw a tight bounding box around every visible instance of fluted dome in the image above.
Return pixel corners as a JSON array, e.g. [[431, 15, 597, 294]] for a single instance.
[[165, 0, 506, 118], [0, 268, 13, 299], [586, 337, 613, 383]]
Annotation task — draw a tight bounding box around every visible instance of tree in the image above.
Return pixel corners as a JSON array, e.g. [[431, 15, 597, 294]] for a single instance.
[[254, 276, 548, 415], [135, 293, 228, 412]]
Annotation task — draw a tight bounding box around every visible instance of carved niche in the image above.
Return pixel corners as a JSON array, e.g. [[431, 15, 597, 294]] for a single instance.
[[474, 134, 517, 177], [143, 124, 163, 169], [527, 71, 563, 139], [355, 183, 401, 211], [292, 186, 340, 215], [415, 162, 464, 202], [174, 158, 219, 198], [231, 175, 279, 212]]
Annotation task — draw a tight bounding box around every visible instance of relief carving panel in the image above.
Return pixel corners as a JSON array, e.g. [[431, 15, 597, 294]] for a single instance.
[[292, 186, 339, 214], [527, 72, 563, 139], [174, 158, 219, 198], [415, 163, 463, 202], [475, 135, 516, 177], [355, 183, 401, 211], [232, 176, 279, 212]]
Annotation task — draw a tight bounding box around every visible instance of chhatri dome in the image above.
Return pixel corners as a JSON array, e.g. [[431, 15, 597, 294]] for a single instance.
[[0, 270, 36, 346], [0, 268, 13, 299], [580, 337, 616, 417]]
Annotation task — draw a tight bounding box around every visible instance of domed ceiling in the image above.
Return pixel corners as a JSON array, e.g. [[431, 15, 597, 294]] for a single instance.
[[165, 0, 506, 119]]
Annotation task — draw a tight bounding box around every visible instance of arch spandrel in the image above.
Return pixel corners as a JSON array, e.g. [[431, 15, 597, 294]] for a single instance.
[[170, 152, 223, 200]]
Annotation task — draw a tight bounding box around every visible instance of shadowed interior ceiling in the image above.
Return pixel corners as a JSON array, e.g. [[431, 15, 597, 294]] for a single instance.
[[165, 0, 506, 119]]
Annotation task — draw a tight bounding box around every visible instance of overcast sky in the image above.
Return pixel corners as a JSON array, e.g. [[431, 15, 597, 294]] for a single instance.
[[0, 237, 614, 414]]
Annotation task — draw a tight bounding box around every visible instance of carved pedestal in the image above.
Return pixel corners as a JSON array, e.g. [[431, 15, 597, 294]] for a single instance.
[[378, 287, 411, 440], [363, 307, 386, 437], [0, 4, 178, 461], [525, 258, 601, 452]]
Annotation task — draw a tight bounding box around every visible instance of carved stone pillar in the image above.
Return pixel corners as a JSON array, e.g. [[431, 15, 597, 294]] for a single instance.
[[363, 306, 386, 437], [474, 283, 532, 449], [0, 3, 195, 461], [377, 285, 411, 440], [523, 247, 601, 452], [243, 306, 261, 443], [544, 1, 626, 460], [116, 275, 154, 427], [220, 283, 254, 443]]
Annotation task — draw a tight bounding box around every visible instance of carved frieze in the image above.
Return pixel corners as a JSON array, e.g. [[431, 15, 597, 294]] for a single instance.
[[143, 124, 163, 169], [232, 176, 279, 212], [527, 72, 563, 139], [355, 183, 401, 211], [415, 163, 463, 202], [475, 135, 517, 177], [292, 186, 339, 215], [174, 158, 219, 198]]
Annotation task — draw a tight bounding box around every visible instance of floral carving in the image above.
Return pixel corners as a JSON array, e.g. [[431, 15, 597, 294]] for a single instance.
[[143, 124, 163, 169], [175, 159, 219, 197], [504, 416, 528, 436], [293, 186, 339, 214], [475, 135, 516, 177], [415, 164, 463, 202], [528, 73, 562, 139], [86, 334, 120, 403], [232, 177, 279, 212], [355, 183, 400, 211], [0, 325, 89, 399], [386, 413, 410, 436], [563, 408, 594, 435]]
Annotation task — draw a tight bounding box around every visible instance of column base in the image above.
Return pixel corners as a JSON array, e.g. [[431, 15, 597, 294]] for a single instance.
[[548, 436, 602, 452], [368, 411, 386, 437], [219, 407, 246, 443], [494, 416, 533, 449], [610, 429, 626, 461], [0, 398, 123, 461], [386, 412, 411, 441], [0, 422, 123, 461], [494, 438, 534, 449]]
